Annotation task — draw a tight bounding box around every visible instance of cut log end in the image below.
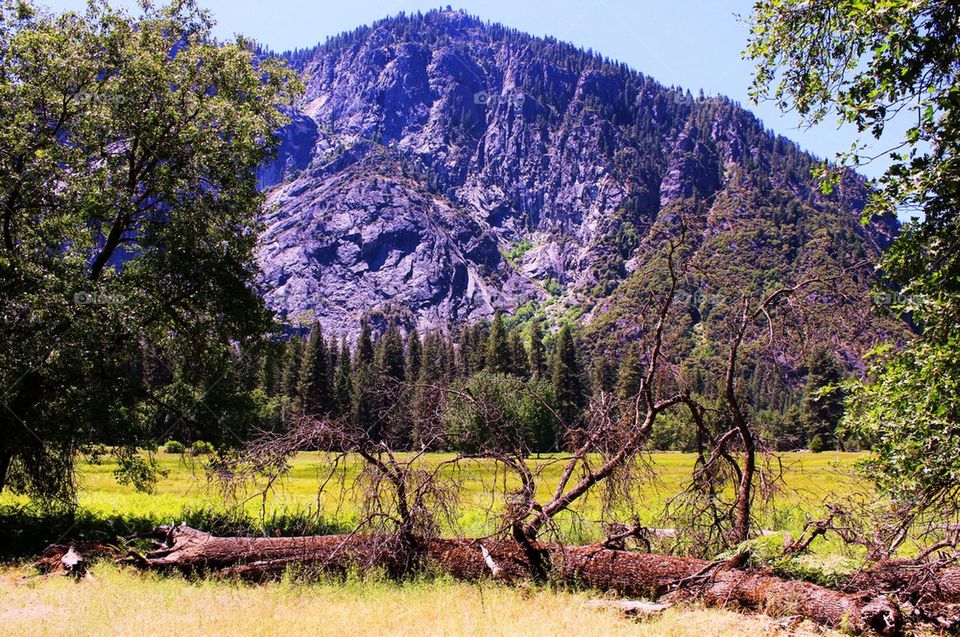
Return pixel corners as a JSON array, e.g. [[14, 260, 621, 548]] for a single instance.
[[858, 596, 903, 637], [33, 542, 118, 580]]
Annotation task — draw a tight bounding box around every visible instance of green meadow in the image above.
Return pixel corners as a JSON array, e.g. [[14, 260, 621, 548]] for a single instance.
[[0, 451, 871, 637], [1, 451, 865, 554]]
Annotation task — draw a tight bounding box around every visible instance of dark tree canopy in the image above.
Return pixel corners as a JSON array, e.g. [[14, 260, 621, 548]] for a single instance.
[[0, 0, 299, 504]]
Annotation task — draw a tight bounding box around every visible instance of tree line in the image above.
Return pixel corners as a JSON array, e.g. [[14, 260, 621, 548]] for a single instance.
[[197, 311, 849, 456]]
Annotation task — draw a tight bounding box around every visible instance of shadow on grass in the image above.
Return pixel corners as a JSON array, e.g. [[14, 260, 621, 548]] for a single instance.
[[0, 503, 352, 562]]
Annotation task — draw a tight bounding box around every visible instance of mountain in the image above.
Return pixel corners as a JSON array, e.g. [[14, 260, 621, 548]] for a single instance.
[[255, 9, 902, 363]]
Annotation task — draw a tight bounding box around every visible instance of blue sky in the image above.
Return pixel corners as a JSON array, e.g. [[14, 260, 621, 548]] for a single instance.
[[42, 0, 902, 184]]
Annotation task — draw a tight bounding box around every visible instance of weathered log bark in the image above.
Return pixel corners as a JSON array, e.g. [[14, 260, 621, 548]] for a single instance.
[[844, 559, 960, 603], [122, 525, 901, 635]]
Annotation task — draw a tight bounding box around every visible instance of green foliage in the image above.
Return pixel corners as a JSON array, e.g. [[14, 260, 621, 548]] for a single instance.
[[299, 323, 332, 416], [162, 440, 185, 455], [551, 324, 584, 427], [0, 0, 300, 505], [332, 339, 353, 419], [0, 501, 348, 560], [507, 331, 529, 378], [485, 311, 512, 374], [281, 337, 305, 402], [444, 371, 559, 453], [749, 0, 960, 510], [808, 434, 826, 454], [649, 410, 697, 452], [747, 0, 958, 220], [543, 278, 564, 297], [190, 440, 215, 456], [528, 320, 547, 380], [758, 404, 805, 451], [505, 238, 533, 263], [374, 327, 406, 382], [801, 346, 846, 450], [405, 328, 422, 381], [615, 342, 644, 401], [843, 339, 960, 502]]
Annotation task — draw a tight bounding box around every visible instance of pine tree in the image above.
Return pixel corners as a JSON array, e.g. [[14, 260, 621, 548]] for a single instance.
[[355, 320, 375, 371], [471, 323, 489, 373], [351, 320, 377, 432], [299, 323, 331, 416], [375, 327, 406, 382], [457, 327, 474, 378], [258, 343, 281, 397], [552, 324, 584, 426], [528, 320, 546, 380], [412, 333, 445, 448], [591, 354, 617, 395], [616, 342, 644, 401], [441, 335, 456, 381], [405, 328, 422, 381], [509, 331, 529, 378], [419, 334, 445, 384], [801, 346, 846, 450], [486, 311, 512, 374], [332, 339, 352, 419], [281, 336, 304, 403], [327, 338, 340, 383]]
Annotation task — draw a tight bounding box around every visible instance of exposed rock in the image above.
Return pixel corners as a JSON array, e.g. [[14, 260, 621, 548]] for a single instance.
[[256, 9, 900, 351]]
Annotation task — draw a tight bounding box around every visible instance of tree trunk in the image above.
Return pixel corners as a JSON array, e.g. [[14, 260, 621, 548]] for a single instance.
[[0, 450, 10, 494], [125, 525, 902, 635]]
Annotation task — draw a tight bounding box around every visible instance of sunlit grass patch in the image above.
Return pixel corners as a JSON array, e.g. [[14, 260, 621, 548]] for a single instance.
[[0, 564, 831, 637]]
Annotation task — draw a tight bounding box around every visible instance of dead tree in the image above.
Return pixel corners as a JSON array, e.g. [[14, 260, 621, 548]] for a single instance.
[[671, 268, 869, 550], [782, 497, 960, 629], [102, 231, 937, 633]]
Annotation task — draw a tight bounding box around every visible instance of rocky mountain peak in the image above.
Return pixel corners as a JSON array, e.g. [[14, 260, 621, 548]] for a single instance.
[[256, 9, 898, 357]]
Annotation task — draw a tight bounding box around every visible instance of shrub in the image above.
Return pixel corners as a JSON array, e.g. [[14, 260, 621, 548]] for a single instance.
[[808, 434, 826, 453], [162, 440, 185, 454], [191, 440, 215, 455], [444, 371, 559, 453]]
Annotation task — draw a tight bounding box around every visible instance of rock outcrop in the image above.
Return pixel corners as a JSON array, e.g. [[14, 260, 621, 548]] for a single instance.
[[256, 9, 899, 348]]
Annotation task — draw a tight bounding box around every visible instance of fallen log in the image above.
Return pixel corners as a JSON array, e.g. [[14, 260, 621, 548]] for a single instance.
[[842, 560, 960, 630], [844, 559, 960, 603], [119, 525, 901, 635]]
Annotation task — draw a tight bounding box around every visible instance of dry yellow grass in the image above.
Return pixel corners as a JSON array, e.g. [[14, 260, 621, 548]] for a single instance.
[[0, 565, 829, 637]]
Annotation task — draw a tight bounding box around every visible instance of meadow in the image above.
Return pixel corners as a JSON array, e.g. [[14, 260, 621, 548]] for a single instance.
[[0, 451, 866, 547], [0, 452, 867, 636]]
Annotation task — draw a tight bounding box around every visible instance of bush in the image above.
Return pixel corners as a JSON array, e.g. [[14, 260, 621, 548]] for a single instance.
[[162, 440, 185, 454], [444, 371, 559, 453], [808, 434, 826, 453], [0, 502, 350, 560], [191, 440, 215, 455]]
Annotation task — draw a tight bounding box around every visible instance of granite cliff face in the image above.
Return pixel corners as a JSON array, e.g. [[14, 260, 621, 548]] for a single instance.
[[256, 9, 897, 344]]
